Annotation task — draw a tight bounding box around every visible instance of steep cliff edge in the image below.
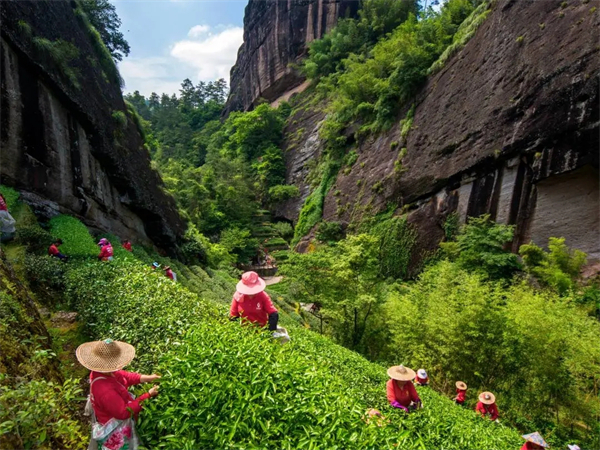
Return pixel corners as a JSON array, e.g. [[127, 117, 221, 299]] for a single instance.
[[224, 0, 358, 114], [0, 0, 185, 250], [278, 0, 599, 260]]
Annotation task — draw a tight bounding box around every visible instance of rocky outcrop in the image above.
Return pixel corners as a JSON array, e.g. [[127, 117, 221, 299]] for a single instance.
[[280, 0, 600, 260], [0, 0, 185, 250], [224, 0, 358, 114]]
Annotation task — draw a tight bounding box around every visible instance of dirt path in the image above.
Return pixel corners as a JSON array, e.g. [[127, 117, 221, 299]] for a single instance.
[[264, 276, 283, 286]]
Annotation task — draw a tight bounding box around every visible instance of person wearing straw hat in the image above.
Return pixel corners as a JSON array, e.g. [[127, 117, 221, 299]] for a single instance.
[[386, 365, 422, 412], [76, 339, 161, 449], [415, 368, 429, 386], [475, 391, 499, 421], [454, 381, 467, 406], [520, 432, 550, 449], [163, 265, 177, 282], [230, 271, 279, 331]]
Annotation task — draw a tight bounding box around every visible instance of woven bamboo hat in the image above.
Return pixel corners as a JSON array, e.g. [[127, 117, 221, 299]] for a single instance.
[[478, 391, 496, 405], [76, 339, 135, 373], [456, 381, 467, 390], [387, 364, 416, 381]]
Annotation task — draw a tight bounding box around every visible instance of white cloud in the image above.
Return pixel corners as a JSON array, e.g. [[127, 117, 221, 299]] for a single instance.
[[171, 26, 243, 81], [188, 24, 211, 38], [119, 25, 243, 97]]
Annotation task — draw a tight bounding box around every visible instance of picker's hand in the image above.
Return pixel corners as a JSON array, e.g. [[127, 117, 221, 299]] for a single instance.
[[141, 374, 161, 383], [391, 401, 408, 412], [148, 385, 160, 398]]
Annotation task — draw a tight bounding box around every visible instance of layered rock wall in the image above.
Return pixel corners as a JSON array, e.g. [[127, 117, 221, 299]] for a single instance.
[[278, 0, 600, 260], [224, 0, 358, 114], [0, 0, 185, 250]]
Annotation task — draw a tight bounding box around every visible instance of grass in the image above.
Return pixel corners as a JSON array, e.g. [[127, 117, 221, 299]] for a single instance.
[[428, 1, 493, 75], [32, 38, 81, 89]]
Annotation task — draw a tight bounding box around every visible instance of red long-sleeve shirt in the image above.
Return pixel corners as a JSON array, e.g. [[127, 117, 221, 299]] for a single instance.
[[0, 197, 7, 211], [122, 242, 132, 252], [90, 371, 150, 425], [386, 379, 420, 408], [230, 291, 277, 327], [48, 244, 60, 256], [165, 269, 175, 280], [98, 245, 113, 260], [475, 401, 499, 420], [456, 388, 466, 403]]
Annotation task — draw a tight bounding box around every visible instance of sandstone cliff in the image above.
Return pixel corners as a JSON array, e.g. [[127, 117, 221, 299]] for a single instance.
[[0, 0, 185, 250], [224, 0, 358, 114], [277, 0, 599, 260]]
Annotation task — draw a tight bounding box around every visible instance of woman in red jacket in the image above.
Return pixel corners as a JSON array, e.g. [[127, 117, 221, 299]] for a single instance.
[[475, 391, 499, 421], [76, 339, 160, 449], [230, 271, 279, 331], [386, 365, 422, 412], [454, 381, 467, 405], [98, 238, 114, 261]]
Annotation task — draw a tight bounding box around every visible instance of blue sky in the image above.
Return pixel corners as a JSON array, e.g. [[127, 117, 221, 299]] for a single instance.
[[114, 0, 247, 97]]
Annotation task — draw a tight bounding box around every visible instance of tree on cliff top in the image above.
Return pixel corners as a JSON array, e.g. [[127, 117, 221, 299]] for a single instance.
[[79, 0, 130, 62]]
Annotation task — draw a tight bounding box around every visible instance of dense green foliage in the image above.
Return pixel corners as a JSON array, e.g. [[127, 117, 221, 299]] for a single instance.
[[305, 0, 490, 139], [34, 215, 522, 450], [79, 0, 130, 62], [281, 215, 600, 447]]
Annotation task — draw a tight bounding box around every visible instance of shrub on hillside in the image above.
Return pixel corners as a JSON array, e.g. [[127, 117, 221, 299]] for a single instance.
[[273, 221, 294, 243], [316, 221, 345, 243], [16, 225, 54, 254], [48, 215, 97, 258], [24, 255, 66, 291], [520, 237, 587, 295]]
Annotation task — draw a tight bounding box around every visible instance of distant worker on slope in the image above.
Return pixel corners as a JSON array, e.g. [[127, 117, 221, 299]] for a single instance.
[[230, 271, 279, 332], [163, 265, 177, 282], [520, 432, 549, 450], [48, 238, 68, 261], [415, 368, 429, 386], [122, 239, 132, 252], [0, 193, 16, 242], [454, 381, 467, 406], [475, 391, 499, 421], [97, 238, 114, 262], [76, 339, 161, 449], [386, 364, 422, 412]]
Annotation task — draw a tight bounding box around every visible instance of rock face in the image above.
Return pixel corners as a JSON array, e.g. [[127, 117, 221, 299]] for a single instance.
[[224, 0, 358, 114], [279, 0, 600, 260], [0, 0, 185, 250]]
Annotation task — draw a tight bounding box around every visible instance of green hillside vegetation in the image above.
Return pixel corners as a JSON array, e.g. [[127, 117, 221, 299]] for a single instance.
[[1, 194, 526, 449], [280, 215, 600, 447]]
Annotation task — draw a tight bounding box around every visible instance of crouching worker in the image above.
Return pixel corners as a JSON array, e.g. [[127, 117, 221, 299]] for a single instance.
[[476, 391, 499, 421], [76, 339, 161, 450], [386, 365, 422, 412], [97, 238, 113, 262], [230, 271, 279, 333], [48, 239, 68, 261]]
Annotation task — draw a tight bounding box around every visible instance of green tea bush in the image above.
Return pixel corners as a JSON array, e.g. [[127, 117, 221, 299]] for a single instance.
[[16, 225, 54, 254], [48, 215, 98, 258], [316, 221, 345, 243], [0, 377, 87, 450], [0, 185, 20, 210], [272, 222, 294, 243], [24, 255, 66, 291]]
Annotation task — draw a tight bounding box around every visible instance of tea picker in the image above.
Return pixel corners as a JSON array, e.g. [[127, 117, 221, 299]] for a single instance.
[[0, 193, 16, 242], [520, 432, 549, 450], [97, 238, 114, 262], [230, 271, 284, 340], [386, 364, 422, 412], [76, 339, 161, 450], [475, 391, 499, 421]]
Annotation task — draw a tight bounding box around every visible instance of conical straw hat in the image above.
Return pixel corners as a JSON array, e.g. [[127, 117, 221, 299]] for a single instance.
[[387, 364, 416, 381], [456, 381, 467, 390], [478, 391, 496, 405], [522, 432, 549, 448], [76, 339, 135, 373]]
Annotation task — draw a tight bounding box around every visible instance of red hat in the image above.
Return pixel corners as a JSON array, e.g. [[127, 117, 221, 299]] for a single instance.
[[236, 271, 266, 295]]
